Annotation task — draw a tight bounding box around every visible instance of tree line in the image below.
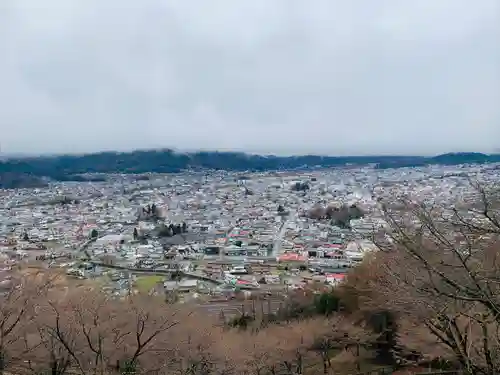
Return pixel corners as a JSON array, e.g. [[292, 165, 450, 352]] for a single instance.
[[2, 150, 499, 188]]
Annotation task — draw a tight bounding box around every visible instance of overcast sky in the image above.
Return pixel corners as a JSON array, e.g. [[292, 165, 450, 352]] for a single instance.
[[1, 0, 499, 156]]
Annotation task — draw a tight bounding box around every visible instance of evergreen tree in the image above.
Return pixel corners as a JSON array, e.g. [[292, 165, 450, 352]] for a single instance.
[[366, 310, 398, 365], [158, 224, 173, 237]]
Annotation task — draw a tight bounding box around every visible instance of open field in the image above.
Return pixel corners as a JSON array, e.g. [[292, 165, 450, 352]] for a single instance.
[[134, 275, 165, 292]]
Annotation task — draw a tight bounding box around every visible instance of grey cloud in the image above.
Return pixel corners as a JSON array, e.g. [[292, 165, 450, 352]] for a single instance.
[[1, 0, 499, 155]]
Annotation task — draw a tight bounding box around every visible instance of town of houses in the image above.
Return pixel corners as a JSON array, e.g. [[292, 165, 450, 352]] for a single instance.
[[0, 163, 498, 311]]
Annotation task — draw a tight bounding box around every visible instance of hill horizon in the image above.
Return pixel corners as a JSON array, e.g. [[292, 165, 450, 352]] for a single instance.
[[2, 147, 499, 160], [1, 148, 500, 190]]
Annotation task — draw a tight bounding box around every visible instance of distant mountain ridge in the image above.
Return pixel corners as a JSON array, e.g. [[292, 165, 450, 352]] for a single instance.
[[0, 150, 499, 188]]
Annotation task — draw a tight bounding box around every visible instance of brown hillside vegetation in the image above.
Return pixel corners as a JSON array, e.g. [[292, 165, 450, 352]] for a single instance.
[[1, 182, 499, 374], [1, 279, 380, 375]]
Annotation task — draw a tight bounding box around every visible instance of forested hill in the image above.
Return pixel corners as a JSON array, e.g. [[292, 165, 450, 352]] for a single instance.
[[1, 150, 499, 188]]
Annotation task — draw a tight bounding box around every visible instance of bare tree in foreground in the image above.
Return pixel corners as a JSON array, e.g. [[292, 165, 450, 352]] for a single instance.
[[366, 181, 500, 374], [24, 289, 186, 375], [0, 271, 53, 374]]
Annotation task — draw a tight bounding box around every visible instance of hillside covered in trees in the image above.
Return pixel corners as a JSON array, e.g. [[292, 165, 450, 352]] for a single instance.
[[1, 149, 499, 188]]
